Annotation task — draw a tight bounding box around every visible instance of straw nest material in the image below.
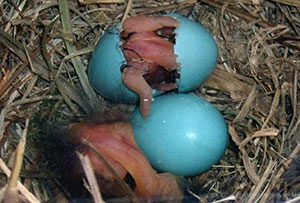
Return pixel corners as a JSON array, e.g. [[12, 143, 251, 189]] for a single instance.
[[0, 0, 299, 202]]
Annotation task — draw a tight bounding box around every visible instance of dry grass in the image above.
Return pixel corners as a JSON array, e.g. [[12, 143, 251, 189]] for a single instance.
[[0, 0, 299, 202]]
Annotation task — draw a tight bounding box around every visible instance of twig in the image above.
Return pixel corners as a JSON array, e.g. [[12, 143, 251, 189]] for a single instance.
[[0, 159, 40, 203], [261, 88, 281, 129], [41, 25, 81, 116], [136, 0, 197, 15], [269, 0, 300, 7], [4, 119, 29, 202], [79, 0, 125, 4], [276, 3, 300, 36], [121, 0, 133, 24], [199, 0, 300, 51], [217, 0, 300, 7], [228, 125, 260, 184], [246, 161, 276, 203], [0, 29, 26, 61], [59, 0, 101, 111], [234, 84, 257, 123], [239, 128, 280, 148], [77, 152, 104, 203], [212, 195, 236, 203], [0, 63, 28, 100], [82, 139, 139, 203], [5, 0, 27, 32], [7, 95, 62, 108], [259, 144, 300, 203], [284, 195, 300, 203], [6, 119, 29, 188], [286, 67, 298, 138]]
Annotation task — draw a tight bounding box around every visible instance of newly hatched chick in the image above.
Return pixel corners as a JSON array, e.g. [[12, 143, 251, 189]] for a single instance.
[[121, 16, 180, 118], [39, 110, 183, 202]]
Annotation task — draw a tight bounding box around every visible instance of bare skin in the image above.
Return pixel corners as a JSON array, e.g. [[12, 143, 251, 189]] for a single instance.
[[70, 122, 183, 201], [122, 67, 153, 118], [121, 16, 180, 118]]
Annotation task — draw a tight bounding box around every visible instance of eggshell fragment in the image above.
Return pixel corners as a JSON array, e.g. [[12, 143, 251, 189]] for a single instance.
[[169, 14, 218, 92], [130, 94, 228, 177], [88, 26, 140, 104]]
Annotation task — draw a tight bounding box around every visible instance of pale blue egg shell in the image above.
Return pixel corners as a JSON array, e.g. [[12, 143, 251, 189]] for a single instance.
[[170, 14, 219, 92], [88, 14, 218, 103], [88, 26, 139, 104], [130, 94, 228, 177]]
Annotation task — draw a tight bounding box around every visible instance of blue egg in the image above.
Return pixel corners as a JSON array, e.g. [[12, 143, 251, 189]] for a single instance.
[[130, 94, 228, 177], [89, 14, 218, 104]]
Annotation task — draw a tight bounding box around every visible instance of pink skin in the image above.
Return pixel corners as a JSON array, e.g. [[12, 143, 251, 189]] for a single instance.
[[70, 122, 135, 179], [122, 16, 179, 37], [123, 31, 178, 69], [70, 122, 182, 200], [122, 67, 153, 118], [94, 137, 182, 200], [121, 16, 179, 118]]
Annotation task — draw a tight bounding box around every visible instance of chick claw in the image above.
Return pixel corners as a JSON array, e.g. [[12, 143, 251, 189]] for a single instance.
[[122, 67, 152, 118]]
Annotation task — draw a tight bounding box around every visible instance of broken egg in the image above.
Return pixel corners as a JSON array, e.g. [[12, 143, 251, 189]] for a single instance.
[[130, 94, 228, 177], [89, 14, 218, 106]]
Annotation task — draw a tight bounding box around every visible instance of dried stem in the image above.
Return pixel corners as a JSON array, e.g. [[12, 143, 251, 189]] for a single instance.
[[4, 119, 29, 203], [58, 0, 102, 112], [0, 158, 39, 203], [81, 139, 139, 202], [77, 152, 105, 203]]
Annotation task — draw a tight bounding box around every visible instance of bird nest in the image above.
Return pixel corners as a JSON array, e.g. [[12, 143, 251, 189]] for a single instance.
[[0, 0, 299, 202]]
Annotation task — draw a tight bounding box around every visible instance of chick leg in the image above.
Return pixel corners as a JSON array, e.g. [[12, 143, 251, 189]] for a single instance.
[[122, 67, 152, 118]]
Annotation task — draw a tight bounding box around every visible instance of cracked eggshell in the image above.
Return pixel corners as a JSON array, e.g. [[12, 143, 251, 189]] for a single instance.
[[130, 94, 228, 177], [88, 14, 218, 104], [169, 13, 219, 92], [88, 26, 139, 104]]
